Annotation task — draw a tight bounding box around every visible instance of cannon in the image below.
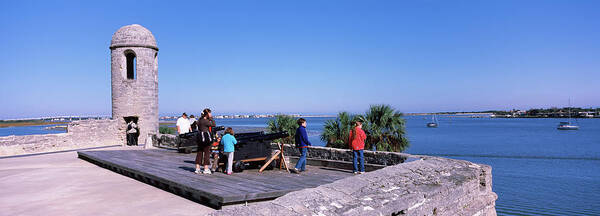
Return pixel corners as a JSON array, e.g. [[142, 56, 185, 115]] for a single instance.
[[176, 129, 289, 172], [222, 131, 289, 172], [176, 126, 225, 153]]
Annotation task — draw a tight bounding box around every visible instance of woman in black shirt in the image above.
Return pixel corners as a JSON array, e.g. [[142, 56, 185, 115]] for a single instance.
[[195, 108, 216, 174]]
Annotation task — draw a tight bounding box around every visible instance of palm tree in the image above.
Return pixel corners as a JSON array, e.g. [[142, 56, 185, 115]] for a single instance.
[[321, 112, 351, 149], [321, 112, 367, 149], [266, 114, 297, 144], [364, 104, 409, 152]]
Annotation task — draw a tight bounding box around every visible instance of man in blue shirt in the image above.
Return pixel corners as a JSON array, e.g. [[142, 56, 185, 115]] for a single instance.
[[293, 118, 311, 173]]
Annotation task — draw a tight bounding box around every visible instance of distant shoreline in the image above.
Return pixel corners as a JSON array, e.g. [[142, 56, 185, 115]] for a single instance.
[[5, 109, 599, 122], [406, 112, 494, 116]]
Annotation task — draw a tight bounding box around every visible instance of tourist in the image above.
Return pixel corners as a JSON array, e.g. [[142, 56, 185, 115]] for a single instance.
[[195, 108, 216, 174], [292, 118, 311, 173], [210, 134, 221, 172], [176, 113, 191, 135], [349, 120, 366, 174], [189, 114, 198, 132], [126, 119, 139, 146], [221, 127, 237, 175]]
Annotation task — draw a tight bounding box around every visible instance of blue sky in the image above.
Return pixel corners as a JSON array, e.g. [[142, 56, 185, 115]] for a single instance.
[[1, 1, 599, 119]]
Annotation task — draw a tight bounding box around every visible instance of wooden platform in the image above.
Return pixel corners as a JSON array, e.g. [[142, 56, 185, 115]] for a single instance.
[[77, 149, 353, 208]]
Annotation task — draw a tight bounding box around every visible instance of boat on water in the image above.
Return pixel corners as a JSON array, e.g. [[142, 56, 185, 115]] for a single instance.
[[427, 115, 439, 128], [557, 99, 579, 130], [557, 122, 579, 130]]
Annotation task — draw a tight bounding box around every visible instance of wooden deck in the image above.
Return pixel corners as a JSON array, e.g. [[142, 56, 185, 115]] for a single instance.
[[77, 149, 353, 208]]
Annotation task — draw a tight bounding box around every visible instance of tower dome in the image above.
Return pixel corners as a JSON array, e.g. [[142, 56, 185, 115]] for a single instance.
[[110, 24, 158, 50]]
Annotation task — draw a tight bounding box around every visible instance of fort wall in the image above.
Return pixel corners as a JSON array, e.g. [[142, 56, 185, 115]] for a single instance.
[[213, 145, 497, 216], [0, 120, 120, 156]]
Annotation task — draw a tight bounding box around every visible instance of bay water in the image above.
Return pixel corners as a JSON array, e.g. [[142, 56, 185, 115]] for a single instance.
[[216, 116, 600, 215], [0, 124, 66, 136], [405, 116, 600, 216]]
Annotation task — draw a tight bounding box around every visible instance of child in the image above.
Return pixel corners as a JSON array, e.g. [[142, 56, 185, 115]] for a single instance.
[[210, 134, 221, 172], [293, 118, 311, 173], [349, 121, 366, 174], [221, 127, 237, 175]]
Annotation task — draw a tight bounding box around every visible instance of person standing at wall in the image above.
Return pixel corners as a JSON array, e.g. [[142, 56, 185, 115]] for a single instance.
[[176, 113, 191, 135], [221, 127, 237, 175], [126, 119, 139, 146], [292, 118, 311, 173], [348, 121, 366, 174], [189, 115, 198, 132], [195, 109, 216, 174]]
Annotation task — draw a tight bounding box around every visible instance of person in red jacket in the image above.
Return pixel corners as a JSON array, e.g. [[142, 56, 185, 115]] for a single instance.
[[348, 121, 366, 174]]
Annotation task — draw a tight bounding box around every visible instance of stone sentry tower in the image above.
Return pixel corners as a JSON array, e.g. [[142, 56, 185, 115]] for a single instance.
[[110, 24, 158, 146]]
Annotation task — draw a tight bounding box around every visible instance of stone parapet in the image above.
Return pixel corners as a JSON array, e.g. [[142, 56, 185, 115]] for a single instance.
[[211, 146, 497, 216], [279, 144, 410, 165], [211, 156, 497, 215], [152, 133, 179, 149], [0, 119, 120, 156]]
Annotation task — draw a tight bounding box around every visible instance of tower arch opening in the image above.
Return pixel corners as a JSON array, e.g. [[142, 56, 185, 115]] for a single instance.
[[125, 50, 136, 80]]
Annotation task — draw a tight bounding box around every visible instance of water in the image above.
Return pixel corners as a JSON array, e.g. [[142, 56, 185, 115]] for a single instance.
[[0, 124, 66, 136], [215, 116, 600, 215], [5, 116, 600, 215], [404, 116, 600, 216], [406, 116, 600, 159]]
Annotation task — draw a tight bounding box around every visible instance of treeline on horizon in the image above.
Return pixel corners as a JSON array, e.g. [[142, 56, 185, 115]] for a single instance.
[[433, 107, 600, 115]]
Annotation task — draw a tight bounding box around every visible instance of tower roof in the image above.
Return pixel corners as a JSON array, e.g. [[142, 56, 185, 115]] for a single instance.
[[110, 24, 158, 50]]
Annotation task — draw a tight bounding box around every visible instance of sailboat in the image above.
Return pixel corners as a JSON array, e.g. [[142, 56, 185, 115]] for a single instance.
[[557, 100, 579, 130], [427, 115, 439, 128]]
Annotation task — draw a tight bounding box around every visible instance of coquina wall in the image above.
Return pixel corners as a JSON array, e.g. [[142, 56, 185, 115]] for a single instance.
[[0, 120, 120, 156], [213, 145, 497, 216]]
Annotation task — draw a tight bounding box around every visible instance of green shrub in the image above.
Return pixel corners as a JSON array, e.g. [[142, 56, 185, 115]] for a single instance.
[[266, 115, 298, 144], [322, 104, 409, 152], [159, 126, 176, 135]]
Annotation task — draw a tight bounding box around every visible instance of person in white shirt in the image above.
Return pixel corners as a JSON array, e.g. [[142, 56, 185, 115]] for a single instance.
[[176, 113, 191, 135], [188, 115, 198, 132], [126, 120, 139, 146]]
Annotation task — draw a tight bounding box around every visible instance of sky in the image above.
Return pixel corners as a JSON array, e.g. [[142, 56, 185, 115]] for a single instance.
[[1, 1, 599, 119]]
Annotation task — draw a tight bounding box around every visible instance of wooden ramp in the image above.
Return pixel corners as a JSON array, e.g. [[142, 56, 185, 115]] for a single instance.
[[77, 149, 352, 208]]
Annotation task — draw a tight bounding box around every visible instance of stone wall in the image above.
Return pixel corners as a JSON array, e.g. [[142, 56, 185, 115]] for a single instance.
[[280, 144, 410, 166], [0, 119, 120, 156], [152, 133, 179, 149], [212, 154, 497, 216]]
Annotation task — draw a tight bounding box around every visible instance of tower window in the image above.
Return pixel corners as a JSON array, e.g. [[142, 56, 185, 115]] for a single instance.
[[126, 51, 136, 80]]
